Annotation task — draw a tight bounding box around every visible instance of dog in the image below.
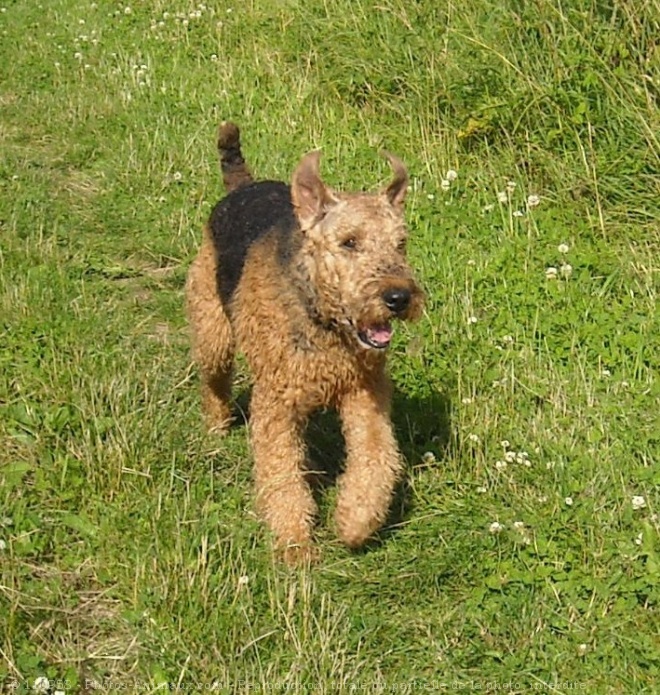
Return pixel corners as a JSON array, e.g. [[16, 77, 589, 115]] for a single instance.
[[186, 122, 423, 562]]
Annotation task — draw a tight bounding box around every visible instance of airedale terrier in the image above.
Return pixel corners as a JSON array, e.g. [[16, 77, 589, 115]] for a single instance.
[[186, 122, 423, 562]]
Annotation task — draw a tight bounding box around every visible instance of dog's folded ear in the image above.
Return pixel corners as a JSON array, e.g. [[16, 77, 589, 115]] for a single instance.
[[291, 151, 339, 231], [381, 151, 408, 211]]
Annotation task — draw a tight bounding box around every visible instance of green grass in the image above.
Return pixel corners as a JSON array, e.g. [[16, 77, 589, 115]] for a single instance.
[[1, 0, 659, 692]]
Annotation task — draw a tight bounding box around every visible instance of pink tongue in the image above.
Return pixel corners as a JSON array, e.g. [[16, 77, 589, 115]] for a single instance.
[[367, 325, 393, 343]]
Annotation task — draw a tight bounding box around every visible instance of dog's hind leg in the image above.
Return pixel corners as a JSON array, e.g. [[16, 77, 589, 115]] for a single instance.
[[186, 227, 235, 433]]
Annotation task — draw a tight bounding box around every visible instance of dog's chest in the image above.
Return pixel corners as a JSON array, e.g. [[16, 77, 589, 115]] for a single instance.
[[288, 331, 378, 409]]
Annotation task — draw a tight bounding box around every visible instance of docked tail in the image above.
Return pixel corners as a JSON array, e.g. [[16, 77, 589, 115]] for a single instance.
[[217, 121, 253, 193]]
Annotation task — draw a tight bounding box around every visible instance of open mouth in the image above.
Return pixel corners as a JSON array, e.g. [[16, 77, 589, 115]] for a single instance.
[[357, 323, 394, 350]]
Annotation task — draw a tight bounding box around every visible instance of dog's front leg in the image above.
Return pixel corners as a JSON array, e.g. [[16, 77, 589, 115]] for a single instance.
[[335, 378, 404, 548], [250, 386, 317, 563]]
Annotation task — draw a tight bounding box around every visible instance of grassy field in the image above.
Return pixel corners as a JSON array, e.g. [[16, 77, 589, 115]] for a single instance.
[[1, 0, 659, 692]]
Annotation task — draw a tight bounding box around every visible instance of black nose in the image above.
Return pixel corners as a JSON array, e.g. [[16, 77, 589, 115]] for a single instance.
[[382, 287, 411, 314]]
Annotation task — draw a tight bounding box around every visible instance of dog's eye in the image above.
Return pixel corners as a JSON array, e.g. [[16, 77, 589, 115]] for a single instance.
[[341, 237, 357, 251]]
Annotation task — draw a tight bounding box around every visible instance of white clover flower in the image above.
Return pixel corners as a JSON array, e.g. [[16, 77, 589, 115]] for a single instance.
[[497, 191, 508, 203], [501, 335, 514, 345], [210, 53, 218, 61], [634, 533, 643, 546], [440, 179, 450, 191], [504, 450, 517, 463], [495, 460, 507, 471], [526, 194, 541, 208], [0, 539, 6, 550], [74, 51, 83, 60], [565, 496, 574, 506], [489, 521, 504, 534], [482, 203, 495, 213], [124, 5, 132, 14], [422, 451, 436, 464], [427, 193, 435, 200], [476, 486, 487, 493], [237, 575, 249, 586], [577, 644, 588, 656], [601, 368, 611, 378], [467, 433, 480, 443], [446, 169, 458, 182], [513, 521, 525, 531], [560, 263, 573, 279], [538, 495, 548, 503], [467, 315, 478, 325], [500, 439, 510, 449], [506, 180, 517, 192], [512, 210, 524, 217], [632, 495, 646, 510], [545, 266, 558, 280], [558, 243, 570, 254], [461, 397, 473, 405], [33, 677, 50, 693], [172, 171, 182, 181], [466, 259, 476, 266]]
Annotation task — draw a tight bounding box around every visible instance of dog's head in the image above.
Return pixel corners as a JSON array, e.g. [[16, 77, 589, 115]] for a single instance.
[[290, 150, 424, 351]]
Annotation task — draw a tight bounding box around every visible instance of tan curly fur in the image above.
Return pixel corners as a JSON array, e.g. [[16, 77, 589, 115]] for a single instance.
[[185, 122, 423, 563]]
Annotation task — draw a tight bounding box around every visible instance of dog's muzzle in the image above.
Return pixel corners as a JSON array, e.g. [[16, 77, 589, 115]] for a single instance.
[[354, 280, 422, 350]]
